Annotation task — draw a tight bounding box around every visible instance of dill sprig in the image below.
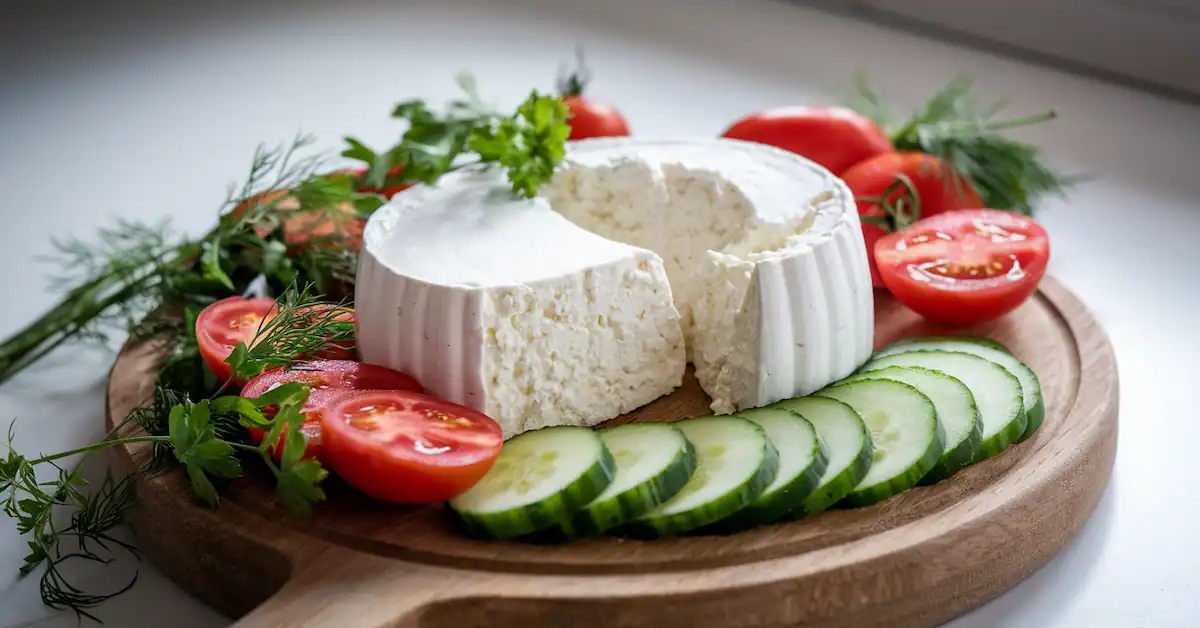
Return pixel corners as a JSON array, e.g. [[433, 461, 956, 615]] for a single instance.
[[0, 136, 360, 387], [1, 284, 342, 620], [848, 74, 1077, 216]]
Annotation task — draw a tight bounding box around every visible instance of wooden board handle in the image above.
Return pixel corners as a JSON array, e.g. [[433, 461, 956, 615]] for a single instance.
[[232, 548, 454, 628]]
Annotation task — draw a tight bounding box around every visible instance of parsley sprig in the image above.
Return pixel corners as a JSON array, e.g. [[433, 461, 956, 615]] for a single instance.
[[0, 285, 341, 620], [343, 75, 571, 199]]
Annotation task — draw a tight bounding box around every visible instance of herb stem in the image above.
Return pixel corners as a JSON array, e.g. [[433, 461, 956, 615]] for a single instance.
[[0, 266, 165, 384], [28, 436, 171, 466]]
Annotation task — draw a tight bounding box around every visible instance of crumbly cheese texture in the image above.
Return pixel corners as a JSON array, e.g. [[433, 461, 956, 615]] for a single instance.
[[356, 170, 686, 437], [547, 138, 874, 414], [357, 138, 873, 434]]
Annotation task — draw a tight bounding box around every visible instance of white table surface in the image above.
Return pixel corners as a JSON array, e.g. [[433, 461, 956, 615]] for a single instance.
[[1, 0, 1197, 626]]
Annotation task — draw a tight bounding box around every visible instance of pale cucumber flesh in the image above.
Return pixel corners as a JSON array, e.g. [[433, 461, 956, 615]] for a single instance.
[[876, 336, 1043, 441], [700, 407, 829, 532], [815, 379, 942, 507], [448, 426, 614, 540], [863, 350, 1025, 461], [843, 365, 981, 484], [770, 396, 872, 517], [619, 416, 778, 538]]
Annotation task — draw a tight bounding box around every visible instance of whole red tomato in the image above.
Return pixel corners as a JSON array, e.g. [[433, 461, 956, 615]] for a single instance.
[[564, 95, 631, 140], [841, 151, 982, 287], [720, 106, 892, 175]]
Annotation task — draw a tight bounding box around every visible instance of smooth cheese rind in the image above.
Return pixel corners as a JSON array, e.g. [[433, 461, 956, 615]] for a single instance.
[[357, 170, 686, 437]]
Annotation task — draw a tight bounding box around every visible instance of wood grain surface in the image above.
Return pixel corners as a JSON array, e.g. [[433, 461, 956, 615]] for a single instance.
[[104, 278, 1118, 628]]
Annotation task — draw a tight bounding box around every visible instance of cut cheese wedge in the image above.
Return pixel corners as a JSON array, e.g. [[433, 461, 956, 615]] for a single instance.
[[357, 138, 873, 436]]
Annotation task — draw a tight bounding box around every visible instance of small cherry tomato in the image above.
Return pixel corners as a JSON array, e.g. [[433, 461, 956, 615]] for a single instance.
[[841, 151, 983, 288], [874, 209, 1050, 325], [720, 106, 893, 175], [321, 390, 504, 504], [563, 95, 631, 140], [241, 360, 424, 461]]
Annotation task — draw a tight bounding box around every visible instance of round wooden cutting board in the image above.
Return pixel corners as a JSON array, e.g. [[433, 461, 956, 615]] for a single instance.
[[105, 278, 1117, 628]]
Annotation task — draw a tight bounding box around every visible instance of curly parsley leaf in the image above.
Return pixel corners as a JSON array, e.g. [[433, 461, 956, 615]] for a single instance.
[[470, 91, 571, 198]]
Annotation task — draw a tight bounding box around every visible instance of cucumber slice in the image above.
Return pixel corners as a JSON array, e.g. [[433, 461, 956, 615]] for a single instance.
[[882, 335, 1012, 355], [864, 350, 1025, 461], [538, 424, 697, 541], [876, 336, 1043, 441], [447, 426, 614, 540], [700, 408, 829, 533], [815, 379, 942, 507], [771, 396, 872, 517], [842, 366, 981, 484], [619, 416, 778, 539]]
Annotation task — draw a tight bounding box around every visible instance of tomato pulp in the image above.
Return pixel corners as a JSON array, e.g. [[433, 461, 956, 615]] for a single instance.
[[195, 296, 277, 383], [874, 209, 1050, 325], [321, 391, 504, 504], [241, 360, 424, 461], [720, 106, 893, 176]]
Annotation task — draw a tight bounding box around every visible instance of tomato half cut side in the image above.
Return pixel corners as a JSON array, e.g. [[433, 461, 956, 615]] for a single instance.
[[874, 209, 1050, 326], [240, 360, 424, 461], [196, 298, 359, 384], [195, 296, 278, 383], [321, 391, 504, 504]]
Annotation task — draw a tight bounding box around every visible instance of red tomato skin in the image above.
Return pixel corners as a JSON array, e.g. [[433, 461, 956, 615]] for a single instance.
[[720, 106, 893, 175], [241, 360, 423, 461], [874, 209, 1050, 326], [294, 305, 359, 362], [346, 164, 413, 199], [195, 296, 278, 384], [842, 152, 983, 288], [321, 391, 503, 504], [564, 95, 631, 140]]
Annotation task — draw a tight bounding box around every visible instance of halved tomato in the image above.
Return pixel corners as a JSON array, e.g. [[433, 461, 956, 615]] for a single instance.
[[195, 297, 357, 384], [874, 209, 1050, 325], [195, 296, 277, 383], [321, 391, 504, 504], [241, 360, 424, 461]]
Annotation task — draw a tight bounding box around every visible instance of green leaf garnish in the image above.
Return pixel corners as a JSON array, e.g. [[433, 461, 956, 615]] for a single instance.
[[470, 91, 571, 198]]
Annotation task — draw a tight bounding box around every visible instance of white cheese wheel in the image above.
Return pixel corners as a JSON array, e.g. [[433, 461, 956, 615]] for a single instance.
[[356, 137, 873, 435]]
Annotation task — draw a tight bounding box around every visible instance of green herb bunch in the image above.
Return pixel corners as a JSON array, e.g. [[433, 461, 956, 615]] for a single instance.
[[1, 284, 342, 621]]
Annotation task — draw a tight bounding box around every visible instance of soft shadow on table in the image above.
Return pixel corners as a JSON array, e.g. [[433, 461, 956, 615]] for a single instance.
[[946, 476, 1118, 627]]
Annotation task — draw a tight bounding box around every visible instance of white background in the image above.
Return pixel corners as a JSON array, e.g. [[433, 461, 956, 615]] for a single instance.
[[1, 0, 1198, 626]]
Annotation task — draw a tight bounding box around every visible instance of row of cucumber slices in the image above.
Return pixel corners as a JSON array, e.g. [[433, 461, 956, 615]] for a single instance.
[[447, 336, 1044, 541]]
